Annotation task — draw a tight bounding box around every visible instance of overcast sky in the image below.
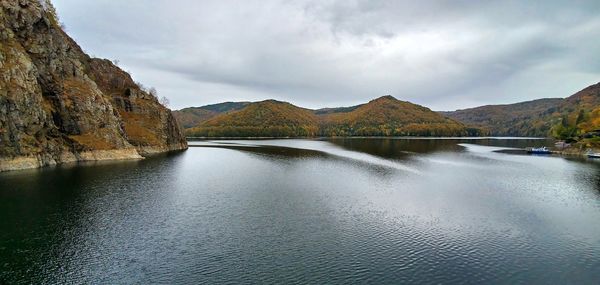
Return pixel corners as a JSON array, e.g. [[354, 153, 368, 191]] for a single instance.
[[53, 0, 600, 111]]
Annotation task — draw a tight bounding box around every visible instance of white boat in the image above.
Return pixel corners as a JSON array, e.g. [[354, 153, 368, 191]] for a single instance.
[[526, 146, 552, 154], [586, 149, 600, 158]]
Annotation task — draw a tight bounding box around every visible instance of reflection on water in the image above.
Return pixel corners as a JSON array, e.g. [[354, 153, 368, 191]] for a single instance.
[[1, 138, 599, 284], [326, 137, 555, 157]]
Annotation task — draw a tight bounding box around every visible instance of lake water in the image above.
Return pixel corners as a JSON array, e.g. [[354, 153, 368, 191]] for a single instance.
[[1, 138, 599, 284]]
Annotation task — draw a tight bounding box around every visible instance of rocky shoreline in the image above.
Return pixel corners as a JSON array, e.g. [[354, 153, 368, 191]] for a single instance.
[[0, 149, 143, 172]]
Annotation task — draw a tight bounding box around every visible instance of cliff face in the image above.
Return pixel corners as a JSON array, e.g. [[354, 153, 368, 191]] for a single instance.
[[0, 0, 187, 171]]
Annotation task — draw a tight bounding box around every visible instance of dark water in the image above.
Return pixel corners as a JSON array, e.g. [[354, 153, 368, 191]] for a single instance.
[[1, 138, 600, 284]]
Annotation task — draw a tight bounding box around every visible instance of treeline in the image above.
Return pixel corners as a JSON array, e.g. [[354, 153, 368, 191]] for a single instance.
[[187, 123, 485, 138], [188, 125, 319, 137], [551, 108, 600, 144], [318, 123, 484, 137], [184, 96, 489, 138]]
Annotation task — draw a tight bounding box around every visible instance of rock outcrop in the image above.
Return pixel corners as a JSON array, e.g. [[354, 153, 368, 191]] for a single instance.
[[0, 0, 187, 171]]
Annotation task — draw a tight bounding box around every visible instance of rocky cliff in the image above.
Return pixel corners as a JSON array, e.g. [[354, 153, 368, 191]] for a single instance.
[[0, 0, 187, 171]]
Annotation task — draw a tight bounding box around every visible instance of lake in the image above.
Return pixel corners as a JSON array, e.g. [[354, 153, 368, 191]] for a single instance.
[[1, 138, 599, 284]]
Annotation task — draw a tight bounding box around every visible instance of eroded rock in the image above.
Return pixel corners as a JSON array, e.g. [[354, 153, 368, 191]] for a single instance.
[[0, 0, 187, 171]]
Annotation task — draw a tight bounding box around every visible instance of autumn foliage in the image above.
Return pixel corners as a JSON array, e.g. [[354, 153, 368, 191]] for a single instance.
[[186, 96, 479, 137]]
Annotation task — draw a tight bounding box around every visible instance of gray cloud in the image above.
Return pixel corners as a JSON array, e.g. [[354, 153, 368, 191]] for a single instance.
[[53, 0, 600, 110]]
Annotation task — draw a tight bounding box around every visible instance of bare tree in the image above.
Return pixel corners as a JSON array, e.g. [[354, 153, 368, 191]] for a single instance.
[[39, 0, 61, 27], [148, 87, 158, 99], [135, 81, 147, 93], [159, 96, 170, 107]]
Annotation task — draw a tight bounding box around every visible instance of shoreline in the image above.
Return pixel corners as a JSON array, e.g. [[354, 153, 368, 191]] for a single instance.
[[0, 149, 143, 173], [186, 136, 550, 140], [0, 147, 188, 173]]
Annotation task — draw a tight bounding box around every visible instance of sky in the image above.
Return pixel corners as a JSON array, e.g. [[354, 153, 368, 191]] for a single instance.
[[52, 0, 600, 111]]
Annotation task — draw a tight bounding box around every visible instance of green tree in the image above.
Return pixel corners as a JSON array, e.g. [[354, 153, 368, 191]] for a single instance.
[[576, 109, 586, 125]]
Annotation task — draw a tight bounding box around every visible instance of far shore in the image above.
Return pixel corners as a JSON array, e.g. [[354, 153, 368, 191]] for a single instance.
[[186, 136, 550, 140], [187, 136, 600, 157]]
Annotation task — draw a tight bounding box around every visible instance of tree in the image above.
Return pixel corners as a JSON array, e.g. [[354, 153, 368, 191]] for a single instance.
[[576, 109, 585, 125], [39, 0, 61, 27], [561, 114, 569, 127], [135, 81, 147, 92], [160, 96, 170, 107], [148, 87, 158, 99]]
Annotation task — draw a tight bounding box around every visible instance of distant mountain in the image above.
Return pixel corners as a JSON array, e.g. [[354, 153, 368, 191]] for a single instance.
[[180, 82, 600, 139], [314, 105, 363, 115], [173, 102, 250, 128], [185, 96, 478, 137], [552, 83, 600, 142], [443, 82, 600, 137], [319, 96, 475, 136], [442, 98, 563, 136], [187, 100, 319, 137]]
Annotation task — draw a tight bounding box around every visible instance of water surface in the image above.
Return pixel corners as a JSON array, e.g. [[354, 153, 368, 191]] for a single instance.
[[1, 138, 599, 284]]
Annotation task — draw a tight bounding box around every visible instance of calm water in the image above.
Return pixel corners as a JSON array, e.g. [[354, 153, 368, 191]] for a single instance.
[[1, 138, 600, 284]]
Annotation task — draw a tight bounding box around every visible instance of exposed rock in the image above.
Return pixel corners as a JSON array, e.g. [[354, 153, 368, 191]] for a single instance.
[[0, 0, 187, 171]]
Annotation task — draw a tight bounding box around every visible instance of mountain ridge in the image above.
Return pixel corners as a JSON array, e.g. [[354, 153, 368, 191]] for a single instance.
[[178, 81, 600, 141], [184, 96, 478, 137], [443, 82, 600, 137]]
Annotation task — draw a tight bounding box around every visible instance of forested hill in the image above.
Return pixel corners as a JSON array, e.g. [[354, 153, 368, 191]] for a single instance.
[[318, 96, 476, 136], [441, 98, 563, 136], [180, 82, 600, 139], [186, 100, 320, 137], [184, 96, 478, 137], [443, 82, 600, 138], [173, 102, 250, 129]]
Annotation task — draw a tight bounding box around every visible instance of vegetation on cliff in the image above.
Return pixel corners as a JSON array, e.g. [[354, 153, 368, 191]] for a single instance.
[[0, 0, 186, 171]]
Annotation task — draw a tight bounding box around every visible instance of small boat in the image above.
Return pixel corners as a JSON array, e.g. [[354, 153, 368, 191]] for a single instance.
[[586, 149, 600, 158], [526, 146, 552, 154]]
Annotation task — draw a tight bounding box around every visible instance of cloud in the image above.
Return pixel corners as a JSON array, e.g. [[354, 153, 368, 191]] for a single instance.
[[53, 0, 600, 110]]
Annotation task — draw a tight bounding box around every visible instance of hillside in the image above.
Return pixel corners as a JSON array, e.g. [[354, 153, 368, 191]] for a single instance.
[[319, 96, 476, 136], [314, 105, 363, 115], [549, 83, 600, 148], [0, 1, 187, 171], [442, 98, 563, 136], [559, 82, 600, 133], [443, 82, 600, 139], [180, 82, 600, 139], [187, 100, 320, 137], [173, 102, 250, 128], [185, 96, 477, 137]]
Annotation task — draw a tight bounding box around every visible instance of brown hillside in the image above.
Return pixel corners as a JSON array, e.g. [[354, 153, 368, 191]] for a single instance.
[[444, 82, 600, 137], [173, 102, 251, 128], [186, 96, 477, 137], [187, 100, 319, 137], [319, 96, 474, 136]]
